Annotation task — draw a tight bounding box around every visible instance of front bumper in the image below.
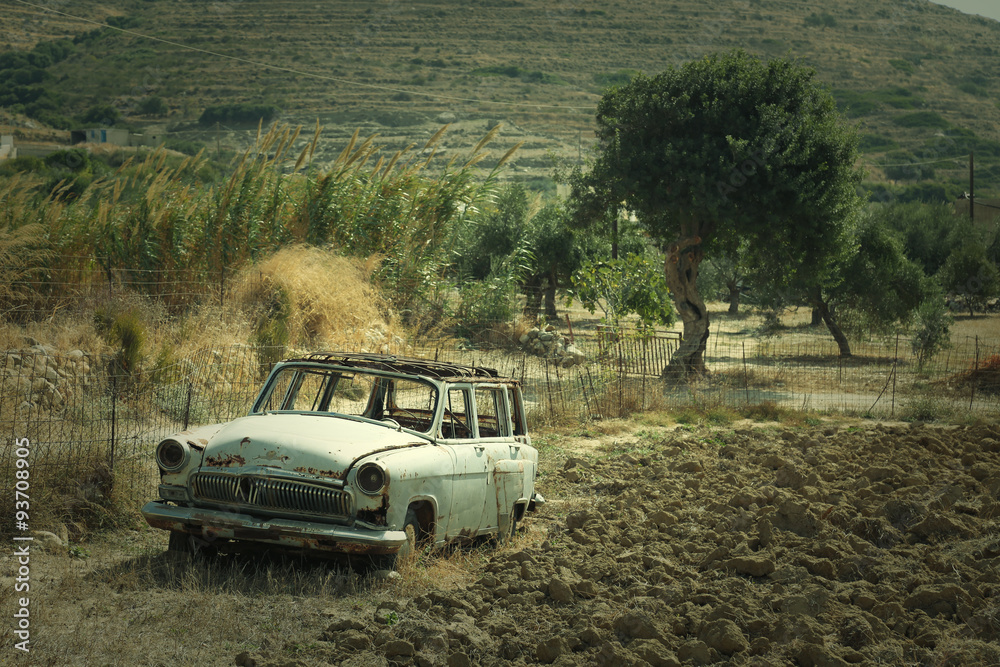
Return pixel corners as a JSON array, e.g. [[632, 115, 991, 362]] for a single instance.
[[142, 500, 408, 555]]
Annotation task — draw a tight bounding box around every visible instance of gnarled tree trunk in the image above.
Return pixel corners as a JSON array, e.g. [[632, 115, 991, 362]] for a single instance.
[[662, 238, 709, 377], [726, 278, 740, 315], [811, 288, 852, 357], [543, 272, 558, 321]]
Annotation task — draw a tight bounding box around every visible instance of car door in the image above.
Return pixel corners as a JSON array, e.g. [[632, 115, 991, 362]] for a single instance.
[[440, 386, 491, 540], [473, 385, 529, 535]]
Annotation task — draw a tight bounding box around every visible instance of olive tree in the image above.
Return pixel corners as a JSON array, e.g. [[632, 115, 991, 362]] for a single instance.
[[570, 50, 863, 376]]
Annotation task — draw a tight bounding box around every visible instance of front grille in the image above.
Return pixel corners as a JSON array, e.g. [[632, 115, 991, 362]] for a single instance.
[[191, 472, 352, 517]]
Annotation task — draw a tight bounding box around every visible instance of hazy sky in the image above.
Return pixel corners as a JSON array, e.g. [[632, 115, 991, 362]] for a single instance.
[[929, 1, 1000, 22]]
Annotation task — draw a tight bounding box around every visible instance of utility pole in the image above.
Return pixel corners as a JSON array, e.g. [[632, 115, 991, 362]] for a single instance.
[[970, 151, 975, 222]]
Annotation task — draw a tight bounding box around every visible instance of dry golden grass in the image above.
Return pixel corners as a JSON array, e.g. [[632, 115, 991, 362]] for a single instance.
[[234, 245, 404, 352]]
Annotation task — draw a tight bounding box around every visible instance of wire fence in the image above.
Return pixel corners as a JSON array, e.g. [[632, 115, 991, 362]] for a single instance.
[[2, 260, 269, 321], [1, 331, 997, 536]]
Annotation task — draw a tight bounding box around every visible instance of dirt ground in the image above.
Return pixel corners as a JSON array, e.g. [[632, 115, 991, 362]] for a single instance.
[[3, 415, 999, 666]]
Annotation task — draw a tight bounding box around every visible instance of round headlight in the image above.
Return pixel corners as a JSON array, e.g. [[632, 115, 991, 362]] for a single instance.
[[356, 462, 386, 495], [156, 439, 188, 472]]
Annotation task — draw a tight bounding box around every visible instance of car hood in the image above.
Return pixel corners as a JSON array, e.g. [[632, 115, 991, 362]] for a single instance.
[[198, 412, 431, 480]]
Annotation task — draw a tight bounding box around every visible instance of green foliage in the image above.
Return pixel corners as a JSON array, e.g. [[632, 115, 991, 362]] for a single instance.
[[937, 241, 1000, 316], [455, 246, 532, 337], [93, 306, 147, 380], [576, 49, 863, 297], [832, 211, 935, 338], [882, 150, 935, 181], [137, 96, 168, 116], [888, 59, 916, 75], [892, 111, 950, 129], [198, 103, 281, 126], [911, 296, 953, 369], [592, 69, 642, 90], [569, 255, 675, 328], [78, 104, 124, 127], [833, 87, 925, 118], [470, 65, 566, 85], [876, 202, 969, 275], [804, 12, 837, 28], [858, 134, 899, 153]]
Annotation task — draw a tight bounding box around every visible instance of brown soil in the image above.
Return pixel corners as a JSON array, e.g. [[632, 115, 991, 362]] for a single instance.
[[298, 420, 1000, 667], [4, 419, 999, 666]]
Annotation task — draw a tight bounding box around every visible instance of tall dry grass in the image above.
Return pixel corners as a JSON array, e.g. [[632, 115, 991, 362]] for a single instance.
[[234, 245, 404, 352]]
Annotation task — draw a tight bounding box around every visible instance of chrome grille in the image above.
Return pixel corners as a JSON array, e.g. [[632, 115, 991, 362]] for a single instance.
[[191, 472, 352, 517]]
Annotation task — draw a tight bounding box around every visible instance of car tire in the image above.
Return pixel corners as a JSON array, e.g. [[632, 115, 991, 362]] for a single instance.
[[375, 508, 420, 571], [167, 530, 193, 555], [495, 508, 518, 545]]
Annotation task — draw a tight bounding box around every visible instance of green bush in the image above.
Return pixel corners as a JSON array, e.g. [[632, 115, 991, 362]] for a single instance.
[[858, 134, 899, 153], [804, 12, 837, 28], [93, 307, 147, 382], [471, 65, 566, 85], [892, 111, 950, 129], [911, 297, 952, 369], [198, 103, 281, 127], [888, 59, 916, 75]]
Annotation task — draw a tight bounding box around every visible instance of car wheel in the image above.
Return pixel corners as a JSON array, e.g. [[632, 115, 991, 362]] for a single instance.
[[496, 508, 518, 545], [167, 530, 193, 555], [374, 508, 420, 570]]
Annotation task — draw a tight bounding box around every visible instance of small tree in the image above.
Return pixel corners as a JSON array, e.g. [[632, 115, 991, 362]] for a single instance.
[[911, 295, 953, 370], [938, 242, 1000, 316], [568, 254, 675, 329], [571, 50, 863, 375]]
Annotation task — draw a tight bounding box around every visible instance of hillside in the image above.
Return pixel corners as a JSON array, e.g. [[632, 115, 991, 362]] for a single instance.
[[2, 0, 1000, 198]]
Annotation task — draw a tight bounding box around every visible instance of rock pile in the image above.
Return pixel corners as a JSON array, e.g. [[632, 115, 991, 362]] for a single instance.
[[519, 326, 587, 367], [1, 345, 94, 413]]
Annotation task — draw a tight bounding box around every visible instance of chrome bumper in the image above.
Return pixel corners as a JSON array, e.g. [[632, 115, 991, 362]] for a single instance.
[[141, 500, 408, 554]]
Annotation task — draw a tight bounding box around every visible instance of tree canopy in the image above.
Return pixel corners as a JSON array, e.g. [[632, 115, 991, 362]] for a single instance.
[[570, 50, 864, 374]]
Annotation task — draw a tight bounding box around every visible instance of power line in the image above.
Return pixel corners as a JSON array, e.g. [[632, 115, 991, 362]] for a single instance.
[[11, 0, 598, 112]]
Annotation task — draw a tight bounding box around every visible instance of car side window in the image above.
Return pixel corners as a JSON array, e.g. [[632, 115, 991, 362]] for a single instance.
[[475, 387, 509, 438], [509, 387, 527, 438], [442, 388, 473, 439]]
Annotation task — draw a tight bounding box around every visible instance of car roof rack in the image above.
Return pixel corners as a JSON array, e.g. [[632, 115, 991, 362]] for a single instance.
[[284, 351, 503, 381]]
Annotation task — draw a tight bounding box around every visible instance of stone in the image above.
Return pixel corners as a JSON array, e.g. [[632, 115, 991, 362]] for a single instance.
[[548, 578, 574, 602], [614, 611, 658, 639], [677, 640, 713, 665], [700, 619, 748, 654], [724, 555, 775, 577], [447, 653, 473, 667], [384, 640, 415, 657], [536, 637, 569, 664]]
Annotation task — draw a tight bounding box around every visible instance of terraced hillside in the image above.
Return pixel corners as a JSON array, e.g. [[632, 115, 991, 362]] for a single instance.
[[2, 0, 1000, 196]]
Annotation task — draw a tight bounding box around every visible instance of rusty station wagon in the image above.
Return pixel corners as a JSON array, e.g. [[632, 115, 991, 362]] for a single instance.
[[141, 352, 542, 565]]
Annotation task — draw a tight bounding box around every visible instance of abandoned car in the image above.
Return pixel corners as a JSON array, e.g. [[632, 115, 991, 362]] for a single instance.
[[141, 352, 542, 564]]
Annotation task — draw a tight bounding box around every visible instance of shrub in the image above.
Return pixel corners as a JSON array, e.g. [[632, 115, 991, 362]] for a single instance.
[[198, 103, 281, 126], [93, 306, 147, 382], [892, 111, 950, 129], [911, 297, 953, 368]]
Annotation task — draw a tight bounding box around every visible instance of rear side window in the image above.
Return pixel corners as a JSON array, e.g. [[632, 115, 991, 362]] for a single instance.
[[475, 387, 510, 438]]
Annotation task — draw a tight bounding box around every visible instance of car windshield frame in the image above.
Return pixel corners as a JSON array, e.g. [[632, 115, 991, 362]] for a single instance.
[[250, 363, 440, 435]]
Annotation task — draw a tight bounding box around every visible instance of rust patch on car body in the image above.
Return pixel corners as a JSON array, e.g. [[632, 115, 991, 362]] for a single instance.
[[205, 453, 246, 467], [293, 466, 344, 478]]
